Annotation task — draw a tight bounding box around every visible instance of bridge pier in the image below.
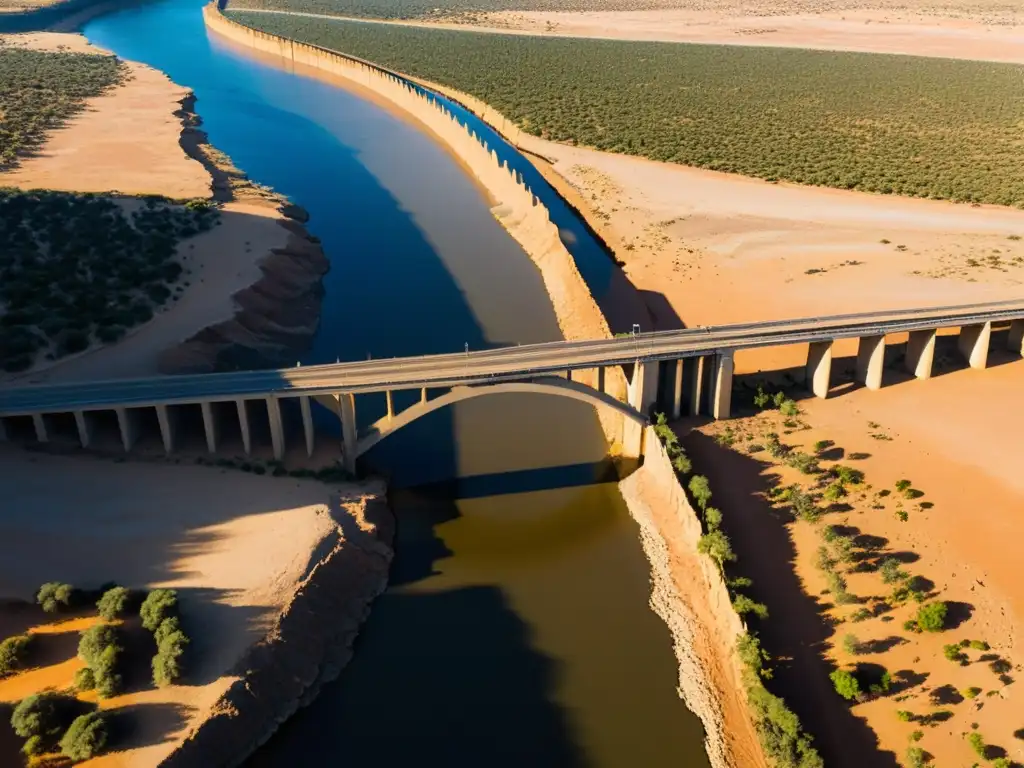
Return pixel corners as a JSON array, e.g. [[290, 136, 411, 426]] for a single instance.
[[74, 410, 92, 448], [340, 393, 358, 475], [300, 396, 314, 458], [597, 366, 606, 394], [628, 360, 660, 417], [806, 341, 834, 398], [905, 329, 936, 379], [958, 321, 991, 369], [266, 397, 285, 461], [156, 405, 176, 454], [687, 357, 705, 416], [1010, 320, 1024, 356], [31, 414, 48, 444], [236, 399, 252, 455], [856, 334, 886, 391], [671, 359, 684, 419], [711, 353, 733, 419], [200, 402, 218, 453], [115, 407, 138, 452]]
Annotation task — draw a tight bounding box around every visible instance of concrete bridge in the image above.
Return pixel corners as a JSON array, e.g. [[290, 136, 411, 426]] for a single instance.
[[1, 301, 1022, 473]]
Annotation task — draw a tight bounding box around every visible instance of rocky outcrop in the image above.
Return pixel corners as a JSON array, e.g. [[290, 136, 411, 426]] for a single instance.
[[160, 484, 394, 768]]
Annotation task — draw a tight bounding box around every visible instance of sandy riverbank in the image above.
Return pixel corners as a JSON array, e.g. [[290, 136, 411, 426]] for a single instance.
[[434, 0, 1024, 64], [0, 31, 326, 384], [0, 448, 388, 767]]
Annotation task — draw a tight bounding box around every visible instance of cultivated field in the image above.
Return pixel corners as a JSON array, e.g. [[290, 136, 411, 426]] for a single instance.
[[228, 13, 1024, 209]]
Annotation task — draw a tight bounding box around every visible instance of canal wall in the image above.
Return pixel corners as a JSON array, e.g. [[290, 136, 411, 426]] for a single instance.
[[619, 428, 759, 768], [160, 484, 394, 768], [202, 2, 629, 444]]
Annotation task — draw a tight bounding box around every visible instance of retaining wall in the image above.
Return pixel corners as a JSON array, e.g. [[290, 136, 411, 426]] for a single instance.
[[619, 426, 750, 768], [203, 3, 629, 443]]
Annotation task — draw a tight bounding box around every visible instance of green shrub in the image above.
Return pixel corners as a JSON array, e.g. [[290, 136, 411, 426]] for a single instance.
[[779, 399, 800, 417], [851, 608, 872, 623], [78, 624, 119, 668], [753, 386, 771, 409], [814, 546, 837, 573], [96, 586, 130, 620], [746, 682, 823, 768], [830, 668, 861, 701], [943, 643, 966, 664], [21, 735, 45, 757], [152, 625, 188, 688], [704, 506, 723, 531], [73, 666, 96, 692], [59, 711, 108, 761], [914, 602, 948, 633], [831, 465, 864, 485], [905, 746, 927, 768], [822, 481, 847, 502], [967, 731, 986, 757], [969, 640, 989, 651], [879, 558, 908, 585], [93, 644, 123, 698], [896, 710, 914, 722], [36, 582, 75, 613], [962, 686, 981, 699], [10, 692, 79, 747], [698, 530, 736, 568], [732, 595, 769, 620], [688, 475, 712, 511], [154, 616, 182, 647], [842, 634, 861, 655], [789, 486, 820, 523], [832, 535, 856, 564], [0, 634, 32, 677], [140, 588, 178, 632], [737, 632, 772, 680]]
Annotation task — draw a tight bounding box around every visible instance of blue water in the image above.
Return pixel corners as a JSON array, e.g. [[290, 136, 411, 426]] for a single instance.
[[81, 4, 710, 766]]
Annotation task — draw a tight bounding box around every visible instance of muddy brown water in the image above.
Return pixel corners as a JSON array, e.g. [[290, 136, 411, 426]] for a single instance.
[[82, 3, 712, 764]]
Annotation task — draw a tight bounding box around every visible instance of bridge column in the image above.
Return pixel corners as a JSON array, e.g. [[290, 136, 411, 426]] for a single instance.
[[711, 352, 734, 420], [905, 329, 937, 379], [805, 340, 833, 399], [74, 411, 92, 448], [156, 405, 176, 454], [597, 366, 606, 394], [31, 414, 48, 444], [339, 393, 358, 475], [628, 360, 660, 417], [115, 407, 138, 452], [385, 390, 394, 422], [300, 396, 314, 458], [236, 399, 252, 455], [687, 357, 705, 416], [670, 360, 684, 419], [420, 388, 428, 404], [0, 417, 7, 442], [1009, 320, 1024, 356], [266, 397, 285, 461], [958, 321, 991, 369], [200, 402, 218, 454], [855, 334, 886, 391]]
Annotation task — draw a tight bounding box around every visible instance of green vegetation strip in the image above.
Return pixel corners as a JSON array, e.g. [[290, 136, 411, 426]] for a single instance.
[[228, 0, 683, 19], [0, 190, 218, 372], [0, 47, 125, 167], [229, 12, 1024, 207]]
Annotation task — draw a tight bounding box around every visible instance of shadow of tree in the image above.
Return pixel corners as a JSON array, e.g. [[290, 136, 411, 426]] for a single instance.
[[944, 601, 975, 630], [930, 684, 964, 706], [890, 669, 929, 695], [106, 702, 192, 753], [682, 429, 898, 768], [861, 636, 907, 654]]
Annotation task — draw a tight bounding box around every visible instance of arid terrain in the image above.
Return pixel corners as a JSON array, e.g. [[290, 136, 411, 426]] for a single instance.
[[442, 0, 1024, 63], [0, 448, 356, 766]]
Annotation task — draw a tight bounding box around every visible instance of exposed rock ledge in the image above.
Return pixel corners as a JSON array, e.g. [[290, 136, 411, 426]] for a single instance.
[[157, 94, 329, 374], [160, 483, 395, 767]]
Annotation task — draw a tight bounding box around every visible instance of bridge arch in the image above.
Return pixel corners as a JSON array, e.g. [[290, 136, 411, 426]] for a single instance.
[[354, 378, 646, 459]]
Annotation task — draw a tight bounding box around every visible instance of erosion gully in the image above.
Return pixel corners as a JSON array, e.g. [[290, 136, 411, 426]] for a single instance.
[[83, 2, 711, 764]]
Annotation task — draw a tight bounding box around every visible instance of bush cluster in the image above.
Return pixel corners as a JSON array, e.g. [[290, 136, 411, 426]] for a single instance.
[[36, 582, 75, 613], [141, 589, 188, 687], [229, 12, 1024, 209], [0, 190, 218, 372], [96, 586, 131, 620], [78, 623, 123, 697], [10, 691, 105, 760]]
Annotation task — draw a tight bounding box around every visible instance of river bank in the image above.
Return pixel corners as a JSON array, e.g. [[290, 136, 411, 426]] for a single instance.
[[0, 31, 328, 383], [0, 448, 388, 767]]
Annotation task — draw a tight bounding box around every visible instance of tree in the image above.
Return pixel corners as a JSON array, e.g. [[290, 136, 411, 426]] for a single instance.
[[879, 557, 908, 585], [698, 530, 736, 567], [78, 624, 118, 667], [688, 475, 712, 511], [10, 692, 80, 751], [733, 594, 769, 620], [74, 667, 96, 692], [36, 582, 74, 613], [93, 644, 123, 698], [140, 588, 178, 632], [915, 602, 948, 633], [704, 506, 723, 531], [0, 635, 32, 677], [153, 624, 188, 688], [842, 634, 861, 655], [96, 586, 130, 620], [59, 712, 108, 761], [830, 668, 861, 701]]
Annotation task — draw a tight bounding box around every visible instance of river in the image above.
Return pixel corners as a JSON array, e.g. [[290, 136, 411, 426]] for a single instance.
[[83, 3, 712, 765]]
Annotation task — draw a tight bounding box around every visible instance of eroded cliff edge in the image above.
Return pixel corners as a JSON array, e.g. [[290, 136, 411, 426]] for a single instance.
[[161, 484, 394, 767]]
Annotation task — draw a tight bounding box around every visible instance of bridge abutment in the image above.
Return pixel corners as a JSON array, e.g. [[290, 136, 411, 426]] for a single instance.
[[958, 321, 992, 369], [905, 329, 937, 379], [805, 341, 833, 399], [856, 334, 886, 391]]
